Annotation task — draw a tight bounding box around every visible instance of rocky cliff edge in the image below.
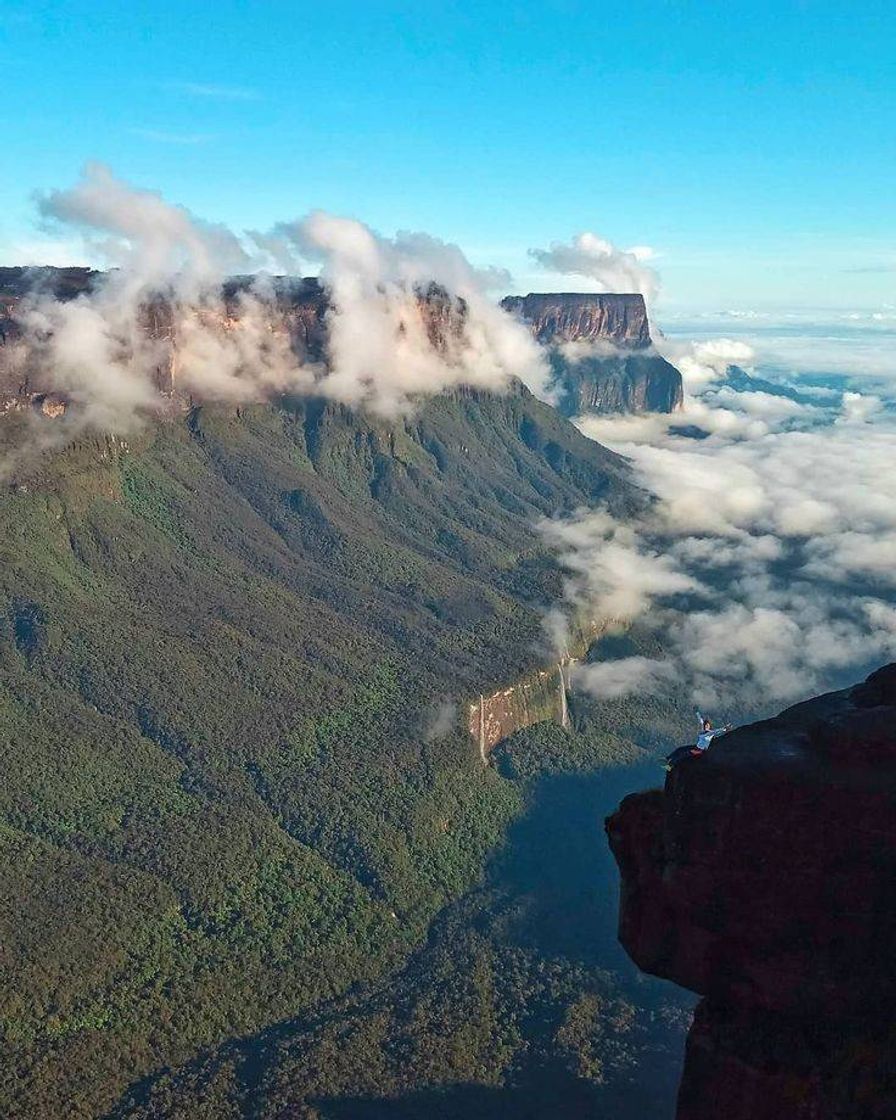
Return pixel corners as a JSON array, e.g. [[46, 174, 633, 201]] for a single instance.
[[607, 664, 896, 1118], [502, 292, 683, 415]]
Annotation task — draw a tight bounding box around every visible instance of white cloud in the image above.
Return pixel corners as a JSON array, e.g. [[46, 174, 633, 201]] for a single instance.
[[272, 211, 550, 415], [712, 387, 814, 421], [839, 391, 883, 422], [545, 346, 896, 712], [11, 164, 551, 431], [529, 232, 659, 303], [571, 656, 676, 699], [538, 510, 701, 621], [37, 161, 252, 293], [660, 314, 896, 387], [655, 337, 756, 392]]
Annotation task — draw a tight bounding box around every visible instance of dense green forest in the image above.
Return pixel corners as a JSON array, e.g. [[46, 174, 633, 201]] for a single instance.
[[109, 745, 693, 1120], [0, 387, 689, 1118]]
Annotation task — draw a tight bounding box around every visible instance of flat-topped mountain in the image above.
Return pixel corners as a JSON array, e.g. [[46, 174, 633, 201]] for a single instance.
[[503, 292, 683, 415], [501, 292, 653, 349], [0, 269, 683, 420], [607, 664, 896, 1118]]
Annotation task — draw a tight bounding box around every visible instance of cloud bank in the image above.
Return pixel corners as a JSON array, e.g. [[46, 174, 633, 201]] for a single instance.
[[10, 163, 550, 434], [545, 359, 896, 712], [661, 311, 896, 387], [267, 211, 549, 413], [529, 232, 659, 303]]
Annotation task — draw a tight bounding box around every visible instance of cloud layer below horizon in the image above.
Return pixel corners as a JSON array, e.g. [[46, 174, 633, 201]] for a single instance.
[[543, 340, 896, 713]]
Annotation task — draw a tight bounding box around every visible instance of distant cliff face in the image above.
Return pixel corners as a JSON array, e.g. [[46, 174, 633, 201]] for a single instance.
[[501, 292, 652, 349], [502, 292, 683, 416], [557, 352, 683, 415], [606, 664, 896, 1118]]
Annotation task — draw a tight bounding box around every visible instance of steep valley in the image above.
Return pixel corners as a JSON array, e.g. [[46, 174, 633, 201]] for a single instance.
[[110, 759, 695, 1119], [0, 379, 696, 1118]]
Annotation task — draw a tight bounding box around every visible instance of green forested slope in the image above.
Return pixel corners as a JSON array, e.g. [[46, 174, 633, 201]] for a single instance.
[[0, 384, 643, 1117], [110, 752, 694, 1120]]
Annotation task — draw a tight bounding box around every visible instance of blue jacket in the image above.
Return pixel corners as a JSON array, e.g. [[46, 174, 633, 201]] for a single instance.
[[695, 711, 730, 752]]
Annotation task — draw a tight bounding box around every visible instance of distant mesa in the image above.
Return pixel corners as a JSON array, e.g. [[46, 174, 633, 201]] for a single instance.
[[607, 663, 896, 1118], [501, 292, 654, 349], [503, 292, 683, 416]]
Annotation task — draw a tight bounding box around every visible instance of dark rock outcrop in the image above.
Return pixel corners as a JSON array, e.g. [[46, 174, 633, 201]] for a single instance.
[[502, 292, 683, 415], [606, 664, 896, 1118]]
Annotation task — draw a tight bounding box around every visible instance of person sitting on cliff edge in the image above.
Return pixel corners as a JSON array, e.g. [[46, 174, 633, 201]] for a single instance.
[[663, 711, 733, 770]]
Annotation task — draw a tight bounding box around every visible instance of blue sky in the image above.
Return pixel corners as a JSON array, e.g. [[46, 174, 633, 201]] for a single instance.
[[2, 0, 894, 311]]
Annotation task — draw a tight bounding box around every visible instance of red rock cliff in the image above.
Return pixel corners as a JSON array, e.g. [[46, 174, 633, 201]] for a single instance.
[[501, 292, 653, 348], [502, 292, 683, 415], [606, 664, 896, 1118]]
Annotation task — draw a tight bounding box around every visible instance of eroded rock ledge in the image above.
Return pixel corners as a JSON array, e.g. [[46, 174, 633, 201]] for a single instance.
[[606, 664, 896, 1118]]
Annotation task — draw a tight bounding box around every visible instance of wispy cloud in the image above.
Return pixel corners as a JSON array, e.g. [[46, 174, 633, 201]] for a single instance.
[[166, 81, 261, 102], [529, 231, 660, 303], [841, 264, 896, 274], [129, 128, 214, 145]]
